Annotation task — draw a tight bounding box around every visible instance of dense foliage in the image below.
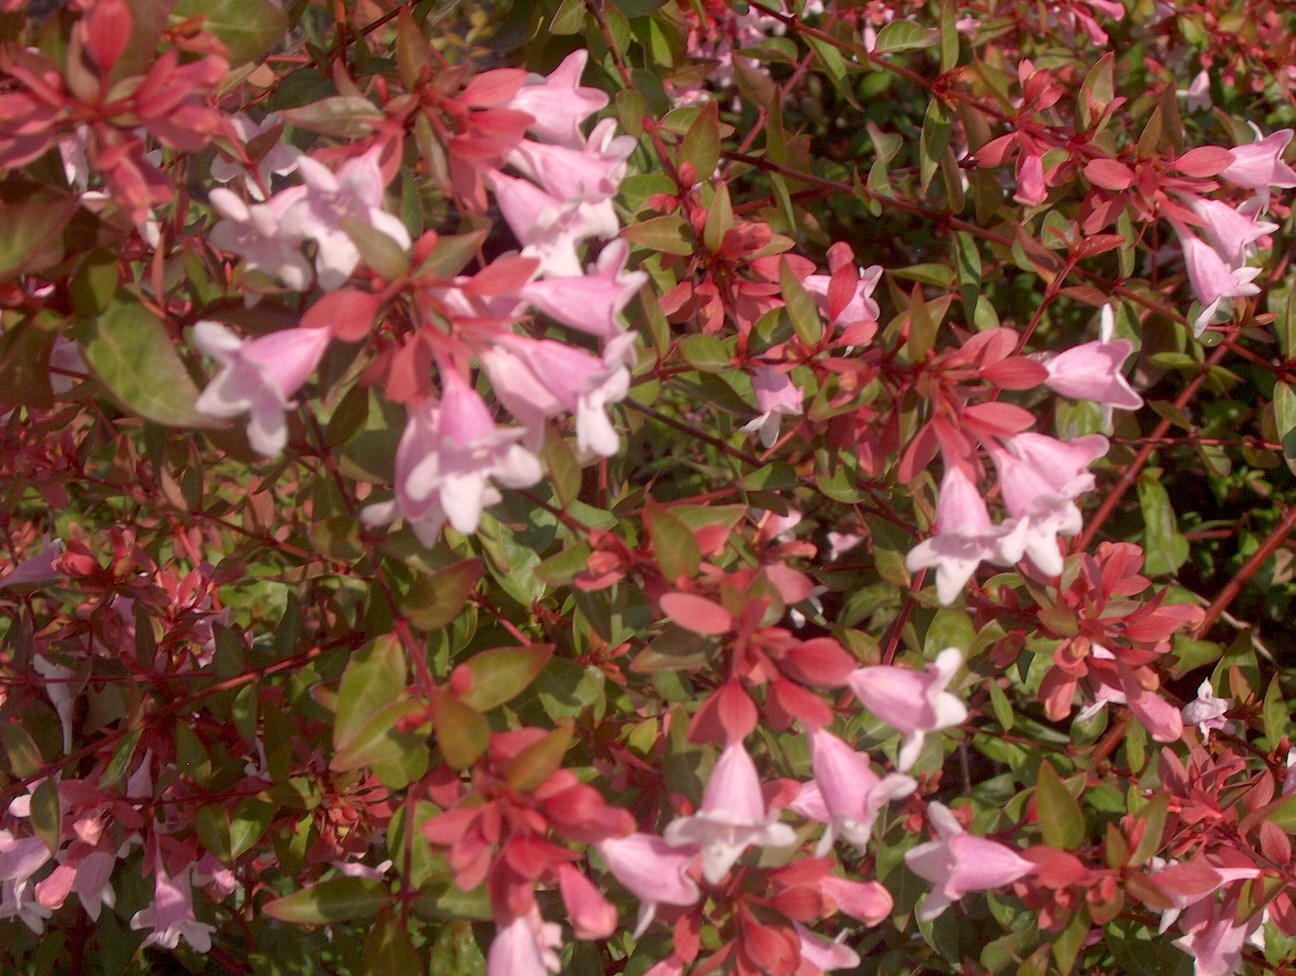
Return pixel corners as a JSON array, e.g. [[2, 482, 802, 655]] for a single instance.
[[2, 1, 1296, 975]]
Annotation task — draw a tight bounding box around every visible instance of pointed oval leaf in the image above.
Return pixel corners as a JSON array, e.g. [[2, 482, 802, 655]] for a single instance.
[[457, 644, 555, 712], [432, 694, 490, 770], [265, 876, 388, 924]]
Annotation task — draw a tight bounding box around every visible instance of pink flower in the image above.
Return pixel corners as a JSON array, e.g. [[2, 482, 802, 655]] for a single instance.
[[741, 367, 802, 448], [130, 863, 216, 953], [1175, 225, 1262, 336], [1177, 70, 1212, 113], [1186, 196, 1277, 269], [594, 832, 700, 937], [210, 111, 300, 200], [905, 465, 1028, 606], [904, 802, 1037, 921], [808, 725, 916, 854], [801, 244, 882, 331], [795, 924, 861, 974], [362, 372, 542, 543], [487, 170, 615, 278], [1182, 680, 1232, 738], [508, 119, 634, 210], [1116, 660, 1183, 742], [193, 321, 332, 456], [986, 433, 1109, 577], [282, 146, 412, 289], [1014, 149, 1047, 206], [557, 864, 616, 940], [487, 907, 563, 976], [519, 240, 647, 339], [1043, 308, 1144, 415], [847, 648, 967, 771], [0, 537, 62, 590], [1172, 898, 1262, 976], [208, 186, 312, 290], [1221, 127, 1296, 195], [481, 331, 637, 457], [820, 875, 893, 927], [0, 830, 51, 892], [663, 740, 796, 884], [503, 51, 609, 149]]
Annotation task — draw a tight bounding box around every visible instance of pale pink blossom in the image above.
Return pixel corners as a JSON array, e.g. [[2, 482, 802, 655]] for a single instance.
[[1182, 680, 1232, 738], [508, 119, 634, 211], [130, 863, 216, 953], [362, 372, 542, 543], [481, 331, 638, 457], [192, 321, 332, 456], [1042, 307, 1143, 415], [1221, 127, 1296, 195], [1175, 225, 1262, 336], [1172, 898, 1263, 976], [0, 879, 51, 932], [503, 51, 609, 149], [34, 653, 76, 754], [1185, 196, 1277, 269], [0, 830, 51, 892], [904, 802, 1037, 921], [987, 433, 1109, 577], [282, 146, 412, 290], [663, 740, 796, 884], [808, 725, 916, 854], [519, 240, 647, 339], [557, 865, 616, 940], [0, 537, 61, 590], [208, 186, 312, 290], [795, 924, 861, 973], [741, 367, 802, 448], [801, 244, 882, 331], [905, 464, 1028, 605], [210, 112, 300, 200], [487, 170, 615, 278], [846, 648, 967, 771], [594, 832, 700, 937], [820, 875, 893, 926], [487, 907, 563, 976], [1177, 70, 1212, 113]]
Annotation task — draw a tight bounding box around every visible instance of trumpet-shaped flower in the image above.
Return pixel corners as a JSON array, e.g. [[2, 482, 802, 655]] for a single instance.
[[503, 50, 609, 149], [1043, 306, 1144, 415], [193, 321, 332, 456], [519, 240, 647, 339], [487, 170, 616, 278], [808, 725, 916, 854], [740, 367, 803, 449], [129, 864, 216, 953], [1182, 680, 1232, 738], [1175, 225, 1262, 336], [905, 464, 1028, 605], [487, 907, 562, 976], [663, 740, 796, 884], [363, 372, 542, 543], [795, 925, 861, 974], [208, 186, 311, 290], [904, 802, 1037, 921], [595, 832, 700, 937], [1186, 196, 1277, 269], [846, 648, 967, 771], [1221, 127, 1296, 196]]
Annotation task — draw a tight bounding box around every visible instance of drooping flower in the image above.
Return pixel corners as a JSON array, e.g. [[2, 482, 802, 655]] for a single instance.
[[362, 372, 542, 543], [1177, 70, 1212, 113], [1171, 898, 1263, 976], [808, 725, 916, 854], [486, 907, 563, 976], [1221, 127, 1296, 197], [663, 740, 796, 884], [795, 924, 861, 974], [904, 802, 1037, 921], [1042, 306, 1144, 416], [192, 321, 332, 457], [820, 875, 893, 927], [208, 186, 312, 290], [740, 367, 802, 449], [502, 50, 610, 149], [1185, 196, 1277, 269], [1174, 225, 1262, 336], [1182, 680, 1232, 739], [487, 170, 615, 278], [905, 464, 1028, 606], [594, 832, 700, 937], [519, 240, 647, 339], [210, 111, 301, 200], [556, 865, 617, 940], [846, 648, 967, 771], [129, 863, 217, 953]]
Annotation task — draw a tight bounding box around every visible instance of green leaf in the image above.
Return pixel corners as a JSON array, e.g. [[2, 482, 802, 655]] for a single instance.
[[173, 0, 287, 65], [281, 96, 385, 138], [342, 218, 410, 281], [806, 34, 846, 83], [401, 559, 483, 631], [331, 700, 427, 772], [99, 728, 141, 790], [612, 0, 667, 16], [458, 645, 555, 712], [679, 99, 720, 180], [550, 0, 586, 34], [703, 183, 734, 254], [679, 333, 732, 371], [335, 635, 408, 752], [364, 907, 423, 975], [231, 798, 276, 859], [622, 214, 693, 256], [988, 680, 1014, 731], [0, 316, 57, 409], [1128, 792, 1168, 867], [1274, 382, 1296, 474], [1276, 287, 1296, 359], [780, 257, 822, 347], [1264, 675, 1290, 747], [77, 295, 222, 428], [432, 694, 489, 770], [872, 20, 937, 54], [631, 624, 721, 672], [30, 778, 60, 854], [939, 0, 958, 72], [1137, 474, 1188, 575], [919, 98, 952, 193], [1036, 760, 1085, 850], [0, 187, 77, 283], [265, 876, 388, 924], [646, 504, 702, 584], [196, 805, 232, 863], [504, 720, 573, 792]]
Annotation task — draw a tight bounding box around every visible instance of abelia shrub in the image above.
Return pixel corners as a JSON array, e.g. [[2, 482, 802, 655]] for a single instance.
[[1, 2, 1296, 976]]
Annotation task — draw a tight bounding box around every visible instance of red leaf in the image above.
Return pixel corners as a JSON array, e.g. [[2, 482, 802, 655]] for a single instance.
[[83, 0, 132, 75], [979, 357, 1049, 390], [659, 592, 734, 635], [1073, 234, 1128, 259], [460, 69, 528, 106], [973, 133, 1018, 168], [1083, 158, 1136, 191], [1021, 846, 1089, 889], [301, 288, 380, 342], [464, 256, 539, 296], [826, 263, 857, 323], [778, 638, 855, 687], [1174, 145, 1236, 178], [962, 401, 1037, 433]]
